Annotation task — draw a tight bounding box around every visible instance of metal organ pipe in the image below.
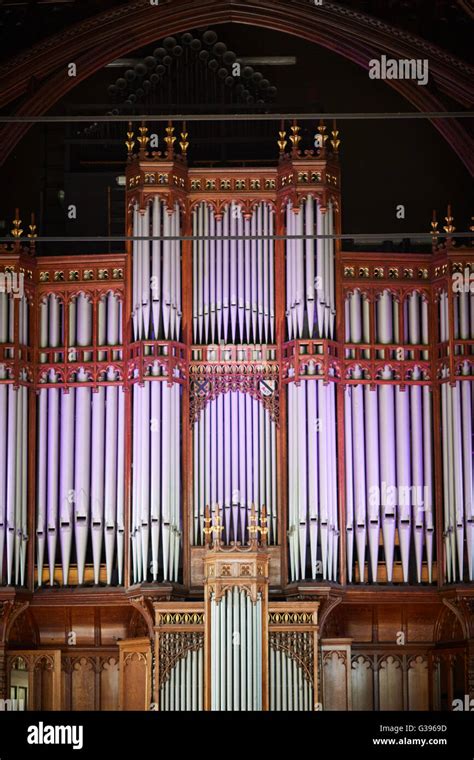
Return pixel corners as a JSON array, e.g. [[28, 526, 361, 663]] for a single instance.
[[193, 392, 276, 546], [132, 199, 181, 342], [192, 202, 274, 344], [210, 590, 262, 710], [441, 363, 473, 582], [33, 290, 125, 586], [160, 635, 204, 711], [269, 634, 313, 711], [288, 378, 337, 582], [131, 375, 181, 583], [344, 286, 437, 584], [286, 196, 334, 340]]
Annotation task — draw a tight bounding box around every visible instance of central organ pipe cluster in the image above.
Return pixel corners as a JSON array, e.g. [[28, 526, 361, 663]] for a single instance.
[[193, 391, 277, 547], [193, 201, 275, 344], [210, 588, 263, 710]]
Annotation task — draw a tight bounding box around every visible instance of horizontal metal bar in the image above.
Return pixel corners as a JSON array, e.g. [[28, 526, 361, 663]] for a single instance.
[[0, 232, 471, 242], [0, 112, 472, 123], [106, 56, 298, 67]]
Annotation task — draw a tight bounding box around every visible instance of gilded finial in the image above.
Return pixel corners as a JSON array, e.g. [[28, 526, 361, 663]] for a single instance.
[[259, 505, 268, 546], [164, 120, 176, 158], [289, 120, 302, 156], [27, 212, 37, 240], [125, 121, 135, 158], [11, 208, 23, 239], [212, 503, 224, 546], [443, 204, 455, 234], [179, 122, 189, 157], [278, 120, 287, 155], [203, 505, 212, 546], [330, 119, 340, 152], [317, 119, 328, 151], [430, 209, 438, 245], [248, 503, 259, 545], [137, 121, 149, 156]]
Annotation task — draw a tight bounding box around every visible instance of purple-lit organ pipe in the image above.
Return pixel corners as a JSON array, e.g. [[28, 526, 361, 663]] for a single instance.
[[74, 369, 91, 585], [440, 362, 474, 582], [411, 367, 424, 582], [131, 373, 181, 583], [344, 385, 354, 582], [151, 197, 161, 339], [352, 366, 367, 583], [396, 382, 411, 582], [59, 388, 74, 585], [35, 291, 124, 586], [0, 365, 7, 584], [6, 379, 17, 585], [132, 199, 181, 342], [345, 284, 435, 584], [286, 197, 334, 340], [461, 363, 473, 580], [192, 202, 274, 344], [193, 392, 276, 547], [91, 385, 105, 584], [365, 382, 380, 582], [288, 377, 338, 582], [47, 371, 59, 585]]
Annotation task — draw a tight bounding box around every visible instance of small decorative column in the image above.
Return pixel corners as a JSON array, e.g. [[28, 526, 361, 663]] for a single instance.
[[203, 505, 269, 711]]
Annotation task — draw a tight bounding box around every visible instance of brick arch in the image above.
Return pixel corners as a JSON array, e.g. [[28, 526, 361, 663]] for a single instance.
[[0, 0, 472, 171]]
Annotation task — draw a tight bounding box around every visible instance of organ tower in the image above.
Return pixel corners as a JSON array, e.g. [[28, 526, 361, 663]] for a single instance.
[[0, 122, 473, 712]]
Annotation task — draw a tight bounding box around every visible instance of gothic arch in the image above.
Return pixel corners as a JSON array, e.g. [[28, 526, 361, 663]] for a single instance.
[[0, 0, 472, 171]]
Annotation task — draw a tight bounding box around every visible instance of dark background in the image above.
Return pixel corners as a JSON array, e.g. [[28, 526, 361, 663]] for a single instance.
[[0, 2, 472, 254]]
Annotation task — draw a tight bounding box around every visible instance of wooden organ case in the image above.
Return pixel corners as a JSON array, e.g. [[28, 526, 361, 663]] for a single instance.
[[0, 123, 473, 712]]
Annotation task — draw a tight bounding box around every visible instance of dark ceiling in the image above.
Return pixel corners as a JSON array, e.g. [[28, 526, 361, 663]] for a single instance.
[[0, 0, 472, 62], [0, 1, 472, 255]]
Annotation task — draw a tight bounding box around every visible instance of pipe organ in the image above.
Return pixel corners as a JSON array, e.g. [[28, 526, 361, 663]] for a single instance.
[[0, 127, 473, 712]]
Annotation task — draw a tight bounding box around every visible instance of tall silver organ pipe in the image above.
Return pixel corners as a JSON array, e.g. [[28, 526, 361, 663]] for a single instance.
[[132, 198, 182, 341], [288, 372, 338, 582], [193, 391, 277, 547], [34, 291, 125, 586], [0, 288, 28, 587], [159, 633, 204, 711], [269, 632, 313, 711], [286, 197, 334, 340], [344, 289, 434, 583], [131, 369, 181, 583], [193, 201, 274, 344], [210, 588, 263, 710], [440, 364, 474, 582]]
